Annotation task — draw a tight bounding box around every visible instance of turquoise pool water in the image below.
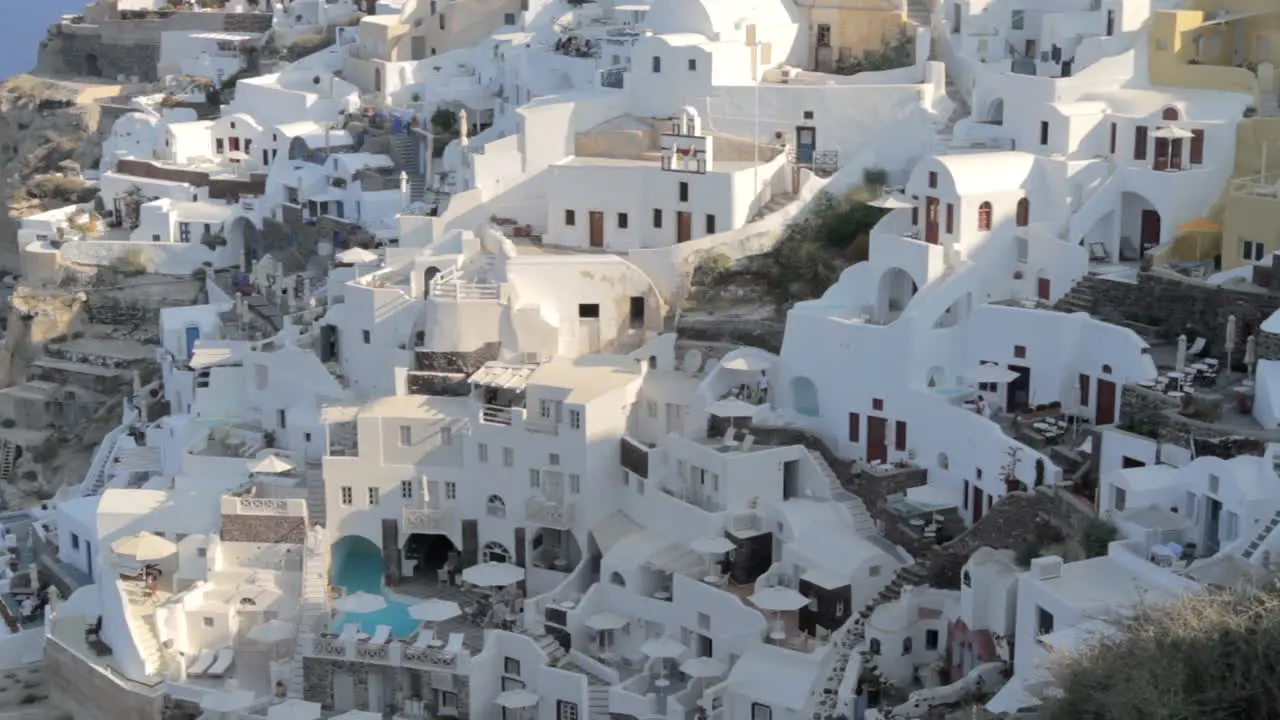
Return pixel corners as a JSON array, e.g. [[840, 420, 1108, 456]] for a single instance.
[[332, 539, 421, 638]]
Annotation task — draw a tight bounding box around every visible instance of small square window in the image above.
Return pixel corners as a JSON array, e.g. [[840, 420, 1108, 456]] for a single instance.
[[803, 110, 814, 120], [705, 214, 716, 234], [549, 453, 561, 466], [445, 481, 457, 499], [368, 487, 380, 506], [565, 209, 576, 226], [687, 58, 697, 71], [362, 329, 371, 344], [503, 12, 515, 24], [504, 657, 521, 676], [869, 565, 882, 577], [340, 486, 353, 506], [618, 212, 629, 229], [872, 398, 884, 411], [203, 617, 214, 628], [1014, 345, 1027, 359]]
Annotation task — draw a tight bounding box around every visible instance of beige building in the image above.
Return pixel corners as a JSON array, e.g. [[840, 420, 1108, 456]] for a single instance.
[[346, 0, 525, 92], [794, 0, 909, 73], [1148, 3, 1280, 100]]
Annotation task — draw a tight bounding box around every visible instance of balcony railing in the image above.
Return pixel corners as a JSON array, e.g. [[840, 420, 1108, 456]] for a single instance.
[[403, 506, 454, 533], [481, 405, 513, 426], [303, 633, 459, 671], [1230, 173, 1280, 199], [525, 497, 575, 529]]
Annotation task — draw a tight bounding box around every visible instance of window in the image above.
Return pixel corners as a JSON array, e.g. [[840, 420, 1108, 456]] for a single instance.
[[540, 400, 554, 419], [368, 487, 380, 506], [646, 400, 657, 417], [816, 23, 831, 46], [439, 14, 445, 29], [803, 110, 814, 120], [617, 212, 629, 229], [962, 569, 971, 587], [215, 138, 225, 154], [579, 303, 600, 319], [1011, 9, 1024, 29], [504, 657, 521, 676], [1134, 125, 1148, 160], [652, 56, 662, 72], [478, 443, 489, 462], [705, 214, 716, 234], [848, 412, 860, 442], [1190, 129, 1205, 165], [926, 629, 939, 650], [530, 469, 541, 488], [503, 447, 514, 467], [688, 58, 697, 71], [928, 171, 937, 188], [751, 703, 773, 720], [549, 453, 560, 466], [1208, 473, 1220, 495], [277, 409, 287, 429], [1014, 345, 1026, 359], [441, 427, 452, 445], [362, 329, 371, 344], [872, 398, 884, 411], [401, 480, 413, 499], [503, 12, 515, 24], [399, 425, 412, 446], [430, 0, 435, 12], [1016, 198, 1030, 227], [565, 209, 576, 226], [1242, 240, 1265, 262], [1112, 485, 1127, 512], [569, 410, 582, 429], [869, 638, 881, 655], [179, 223, 192, 243], [486, 495, 506, 518], [569, 473, 581, 494], [869, 565, 882, 577], [71, 533, 79, 550], [894, 420, 907, 452], [1109, 122, 1117, 154], [203, 617, 214, 628], [945, 203, 954, 234], [977, 202, 992, 231], [445, 481, 457, 500], [556, 701, 580, 720], [679, 181, 689, 202], [902, 637, 913, 655], [1039, 121, 1049, 146], [340, 486, 353, 506], [653, 209, 662, 228], [1037, 606, 1055, 636]]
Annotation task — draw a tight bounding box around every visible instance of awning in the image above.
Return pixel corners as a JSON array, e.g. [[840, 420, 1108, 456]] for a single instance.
[[590, 511, 642, 554], [1177, 218, 1221, 233], [189, 345, 242, 369], [468, 362, 537, 390], [645, 543, 704, 575]]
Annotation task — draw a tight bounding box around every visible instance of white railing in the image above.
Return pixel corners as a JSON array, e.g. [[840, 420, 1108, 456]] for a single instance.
[[301, 632, 461, 671], [83, 424, 128, 496], [1231, 173, 1280, 198], [481, 405, 513, 426], [525, 498, 575, 529], [402, 506, 454, 533]]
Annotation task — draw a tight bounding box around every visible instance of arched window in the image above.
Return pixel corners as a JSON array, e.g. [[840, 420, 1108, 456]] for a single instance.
[[485, 495, 506, 518], [938, 453, 949, 470], [609, 571, 626, 587], [977, 202, 992, 231], [1016, 198, 1030, 227], [482, 541, 511, 564], [962, 570, 972, 587], [869, 638, 881, 655], [1162, 107, 1180, 121], [902, 637, 913, 655]]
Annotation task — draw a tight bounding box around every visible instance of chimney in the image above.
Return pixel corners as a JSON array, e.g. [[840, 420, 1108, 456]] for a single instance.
[[1029, 556, 1064, 581]]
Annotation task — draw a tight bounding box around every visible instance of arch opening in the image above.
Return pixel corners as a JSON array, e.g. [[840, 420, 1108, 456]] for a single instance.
[[403, 533, 458, 579], [876, 266, 918, 323], [790, 376, 820, 417], [984, 98, 1004, 126]]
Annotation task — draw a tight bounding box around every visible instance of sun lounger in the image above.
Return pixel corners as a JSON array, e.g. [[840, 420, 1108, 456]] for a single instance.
[[187, 649, 216, 676], [206, 648, 235, 678], [413, 629, 435, 649], [444, 633, 464, 654], [369, 625, 392, 645], [337, 623, 359, 642]]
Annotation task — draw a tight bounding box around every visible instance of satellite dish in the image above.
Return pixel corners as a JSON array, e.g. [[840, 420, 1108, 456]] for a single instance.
[[681, 348, 703, 374]]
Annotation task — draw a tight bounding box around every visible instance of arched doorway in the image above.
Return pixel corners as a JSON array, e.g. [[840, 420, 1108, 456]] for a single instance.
[[422, 265, 441, 297], [1161, 107, 1180, 121], [86, 53, 102, 77], [228, 216, 261, 270], [1119, 191, 1161, 257], [331, 534, 386, 593], [482, 541, 512, 563], [877, 266, 917, 322], [985, 98, 1004, 126], [403, 533, 458, 581], [790, 376, 820, 417], [529, 528, 583, 572]]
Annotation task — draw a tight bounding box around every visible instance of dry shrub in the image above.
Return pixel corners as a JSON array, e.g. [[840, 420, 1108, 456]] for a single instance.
[[1047, 582, 1280, 720]]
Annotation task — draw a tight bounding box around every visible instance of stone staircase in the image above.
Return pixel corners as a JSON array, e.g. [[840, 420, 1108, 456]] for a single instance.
[[289, 533, 331, 699], [1243, 508, 1280, 562], [588, 685, 610, 718], [530, 631, 568, 665], [750, 192, 795, 222], [83, 426, 128, 496], [122, 585, 164, 676], [810, 448, 877, 536], [1052, 273, 1102, 315], [304, 463, 326, 528], [0, 439, 15, 482], [391, 134, 427, 204]]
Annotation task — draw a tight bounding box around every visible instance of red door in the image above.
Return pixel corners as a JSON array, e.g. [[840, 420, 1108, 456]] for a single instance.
[[1140, 210, 1161, 254], [1037, 277, 1051, 301], [1096, 379, 1117, 425], [1153, 138, 1169, 171], [925, 197, 939, 244], [676, 211, 692, 243], [866, 416, 888, 464], [589, 211, 604, 248], [972, 485, 985, 524]]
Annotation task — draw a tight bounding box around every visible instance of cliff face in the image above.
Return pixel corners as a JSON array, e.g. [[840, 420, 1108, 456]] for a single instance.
[[0, 75, 109, 273]]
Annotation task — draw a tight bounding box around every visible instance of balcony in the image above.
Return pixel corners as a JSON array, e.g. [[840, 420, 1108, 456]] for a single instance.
[[304, 633, 459, 671], [403, 506, 454, 533], [525, 497, 575, 529], [1230, 173, 1280, 199], [481, 405, 513, 426]]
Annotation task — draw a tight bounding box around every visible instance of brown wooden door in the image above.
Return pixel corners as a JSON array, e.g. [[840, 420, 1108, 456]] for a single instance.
[[925, 197, 939, 244], [1153, 138, 1169, 171], [589, 211, 604, 248], [972, 485, 985, 524], [1140, 209, 1161, 253], [894, 420, 907, 452], [866, 416, 888, 464], [1078, 373, 1090, 407], [1170, 138, 1183, 170], [1096, 379, 1117, 425], [848, 412, 860, 443], [1037, 277, 1051, 301], [677, 211, 692, 243], [1190, 130, 1204, 165]]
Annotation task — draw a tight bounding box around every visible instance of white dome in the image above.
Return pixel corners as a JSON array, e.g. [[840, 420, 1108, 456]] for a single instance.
[[644, 0, 799, 63]]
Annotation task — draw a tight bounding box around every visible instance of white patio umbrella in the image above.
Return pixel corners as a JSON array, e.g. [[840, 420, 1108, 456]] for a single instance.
[[868, 193, 914, 210], [706, 398, 757, 418], [690, 536, 735, 575], [333, 590, 387, 614], [586, 611, 629, 631], [1246, 334, 1257, 379], [680, 656, 727, 678], [719, 354, 772, 372], [409, 598, 462, 623], [641, 637, 685, 686], [267, 699, 322, 720], [494, 688, 539, 713], [1226, 315, 1238, 370], [461, 561, 525, 588], [1175, 334, 1188, 373], [249, 454, 295, 474], [966, 363, 1019, 385], [248, 619, 297, 660], [749, 587, 809, 612], [335, 247, 379, 265], [1152, 126, 1195, 140], [111, 531, 178, 562]]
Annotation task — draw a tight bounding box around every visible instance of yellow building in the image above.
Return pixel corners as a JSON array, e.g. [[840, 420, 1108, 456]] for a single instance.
[[1220, 121, 1280, 269], [1148, 3, 1280, 100], [793, 0, 910, 73]]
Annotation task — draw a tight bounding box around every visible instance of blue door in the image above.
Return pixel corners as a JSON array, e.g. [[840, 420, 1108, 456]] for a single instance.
[[796, 126, 816, 164], [184, 325, 201, 360]]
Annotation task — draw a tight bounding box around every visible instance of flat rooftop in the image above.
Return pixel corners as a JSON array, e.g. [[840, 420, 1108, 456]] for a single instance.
[[358, 394, 469, 421], [1039, 555, 1183, 608], [557, 156, 765, 172], [528, 356, 639, 403]]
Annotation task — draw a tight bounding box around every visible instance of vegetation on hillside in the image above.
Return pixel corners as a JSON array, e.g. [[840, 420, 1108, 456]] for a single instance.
[[1045, 582, 1280, 720]]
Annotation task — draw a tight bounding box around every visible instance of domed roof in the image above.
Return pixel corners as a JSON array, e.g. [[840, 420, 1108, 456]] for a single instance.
[[644, 0, 753, 40]]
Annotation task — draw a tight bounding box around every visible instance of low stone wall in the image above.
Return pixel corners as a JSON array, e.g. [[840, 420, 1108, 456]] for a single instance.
[[260, 208, 376, 275], [1118, 383, 1279, 451], [45, 639, 163, 720]]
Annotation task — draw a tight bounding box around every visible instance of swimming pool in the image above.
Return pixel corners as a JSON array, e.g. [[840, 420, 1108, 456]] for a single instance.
[[332, 539, 421, 638]]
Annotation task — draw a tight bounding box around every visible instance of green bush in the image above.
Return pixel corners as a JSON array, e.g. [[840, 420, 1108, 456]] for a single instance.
[[1080, 517, 1120, 558], [285, 34, 335, 62]]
